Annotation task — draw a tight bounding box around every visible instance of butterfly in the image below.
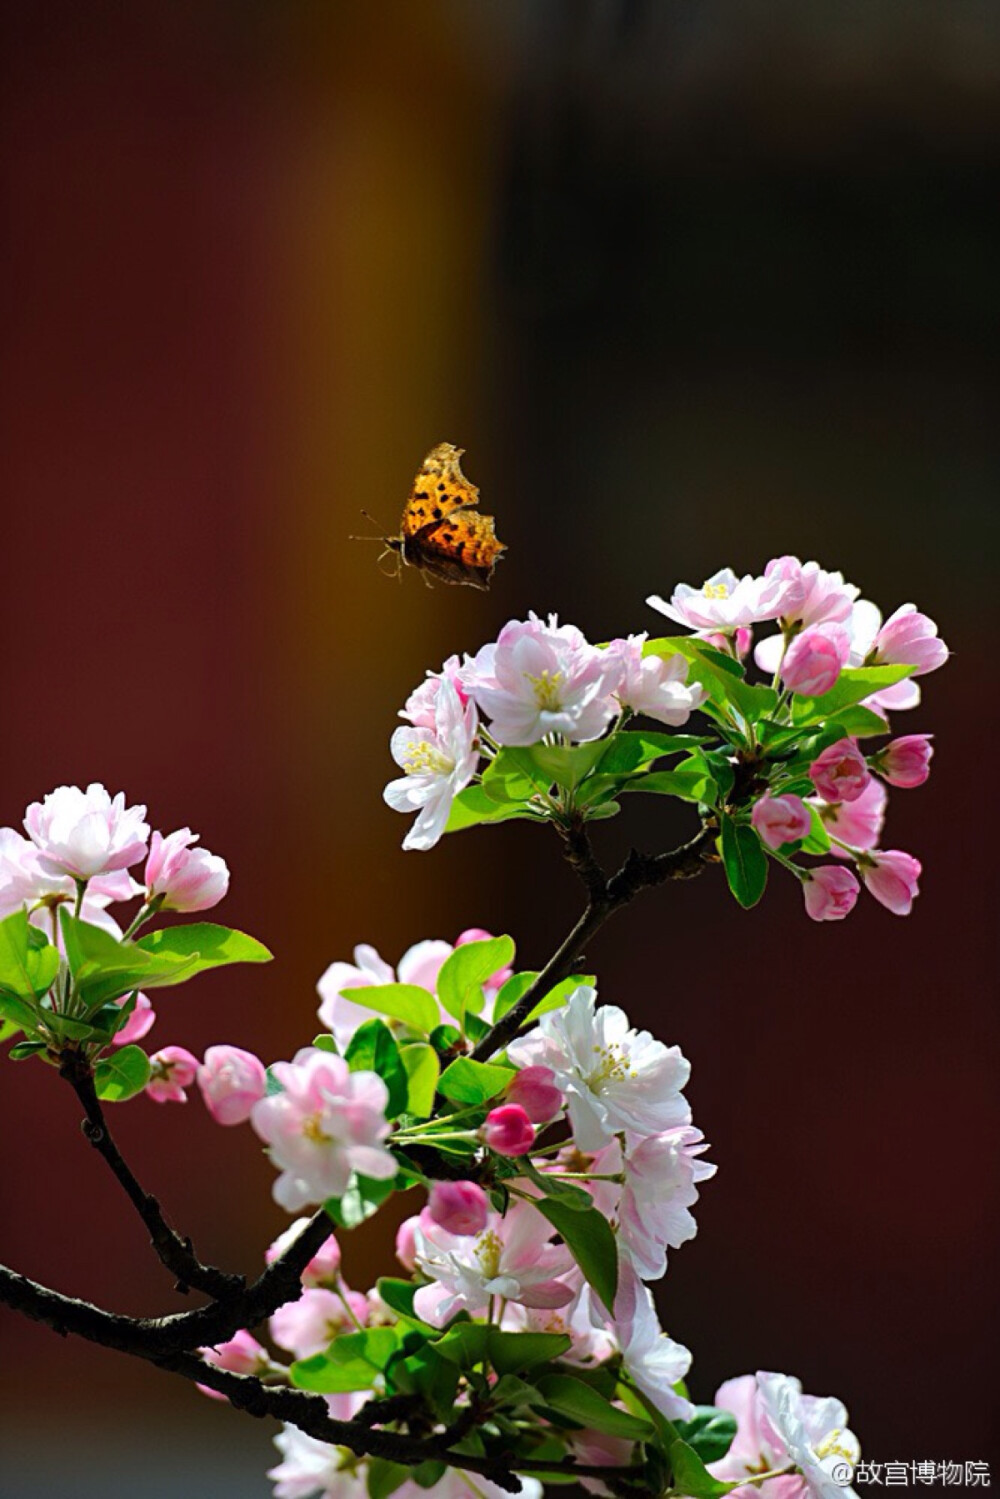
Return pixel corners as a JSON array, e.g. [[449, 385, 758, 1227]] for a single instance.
[[357, 443, 506, 590]]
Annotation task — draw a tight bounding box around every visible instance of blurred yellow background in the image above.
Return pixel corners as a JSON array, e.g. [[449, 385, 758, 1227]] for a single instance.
[[1, 2, 998, 1493]]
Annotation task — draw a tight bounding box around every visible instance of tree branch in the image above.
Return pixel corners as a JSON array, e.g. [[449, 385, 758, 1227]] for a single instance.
[[60, 1049, 244, 1298]]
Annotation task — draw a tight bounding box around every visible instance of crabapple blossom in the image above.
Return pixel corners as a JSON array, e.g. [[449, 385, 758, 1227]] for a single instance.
[[23, 783, 149, 880], [144, 828, 229, 912], [268, 1401, 367, 1499], [707, 1374, 791, 1491], [647, 567, 785, 634], [464, 614, 623, 746], [508, 986, 691, 1152], [873, 734, 933, 788], [412, 1202, 574, 1326], [270, 1285, 369, 1359], [250, 1048, 397, 1212], [197, 1045, 267, 1126], [811, 777, 886, 855], [399, 653, 466, 729], [779, 625, 850, 697], [608, 1262, 694, 1422], [397, 1473, 542, 1499], [267, 1219, 342, 1286], [591, 1127, 716, 1281], [427, 1180, 490, 1236], [112, 992, 155, 1046], [605, 633, 706, 725], [762, 557, 860, 630], [384, 677, 479, 851], [752, 794, 812, 851], [870, 603, 948, 675], [802, 866, 860, 922], [0, 826, 141, 937], [146, 1046, 200, 1103], [196, 1329, 272, 1401], [808, 740, 870, 804], [502, 1282, 617, 1367], [394, 1214, 420, 1273], [756, 1371, 861, 1499], [859, 850, 921, 916], [481, 1103, 535, 1156], [505, 1064, 564, 1123]]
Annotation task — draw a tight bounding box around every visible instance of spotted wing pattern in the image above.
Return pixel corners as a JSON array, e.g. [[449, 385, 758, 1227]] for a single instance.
[[397, 442, 506, 589], [400, 443, 480, 538]]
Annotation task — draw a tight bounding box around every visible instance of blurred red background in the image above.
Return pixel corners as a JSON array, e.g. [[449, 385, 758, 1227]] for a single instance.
[[2, 3, 998, 1494]]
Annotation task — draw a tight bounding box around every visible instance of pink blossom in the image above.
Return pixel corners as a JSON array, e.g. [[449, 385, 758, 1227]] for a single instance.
[[268, 1408, 368, 1499], [872, 604, 948, 675], [270, 1285, 369, 1359], [860, 850, 921, 916], [605, 634, 706, 726], [198, 1045, 267, 1126], [751, 795, 812, 851], [608, 1260, 694, 1421], [506, 1064, 565, 1124], [707, 1374, 790, 1488], [316, 937, 455, 1051], [0, 827, 142, 925], [502, 1282, 616, 1367], [144, 828, 229, 912], [412, 1201, 574, 1326], [112, 992, 155, 1046], [427, 1181, 490, 1236], [874, 735, 933, 789], [482, 1103, 535, 1156], [384, 677, 479, 850], [267, 1219, 342, 1286], [811, 777, 886, 856], [755, 1372, 861, 1498], [250, 1048, 397, 1212], [647, 567, 785, 633], [23, 783, 149, 881], [780, 625, 850, 697], [763, 557, 860, 629], [802, 866, 859, 922], [197, 1329, 272, 1400], [395, 1214, 420, 1272], [596, 1127, 716, 1281], [399, 653, 466, 729], [146, 1046, 200, 1103], [808, 740, 871, 804], [466, 614, 622, 746]]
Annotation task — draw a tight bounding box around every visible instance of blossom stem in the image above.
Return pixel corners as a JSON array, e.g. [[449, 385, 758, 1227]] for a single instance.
[[72, 878, 88, 920], [121, 892, 165, 942]]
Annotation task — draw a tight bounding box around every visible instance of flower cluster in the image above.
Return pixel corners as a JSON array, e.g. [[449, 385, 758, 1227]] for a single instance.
[[382, 559, 945, 928]]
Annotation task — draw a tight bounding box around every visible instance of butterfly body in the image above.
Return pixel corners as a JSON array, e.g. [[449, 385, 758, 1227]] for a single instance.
[[386, 443, 506, 589]]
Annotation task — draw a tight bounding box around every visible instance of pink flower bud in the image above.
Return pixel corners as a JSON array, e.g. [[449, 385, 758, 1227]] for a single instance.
[[395, 1214, 421, 1272], [482, 1103, 535, 1157], [750, 794, 812, 851], [701, 627, 752, 659], [145, 828, 230, 913], [873, 605, 948, 675], [860, 850, 921, 916], [780, 625, 850, 697], [809, 739, 871, 804], [874, 734, 933, 789], [802, 866, 860, 921], [198, 1045, 267, 1126], [196, 1330, 270, 1400], [506, 1065, 564, 1124], [146, 1046, 200, 1103], [427, 1180, 490, 1237], [112, 992, 155, 1047], [266, 1219, 341, 1285]]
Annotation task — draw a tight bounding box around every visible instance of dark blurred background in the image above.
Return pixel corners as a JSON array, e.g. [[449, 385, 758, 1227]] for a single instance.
[[2, 1, 998, 1493]]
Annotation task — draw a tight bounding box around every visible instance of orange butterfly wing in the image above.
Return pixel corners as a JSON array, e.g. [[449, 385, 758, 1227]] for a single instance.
[[399, 443, 506, 589]]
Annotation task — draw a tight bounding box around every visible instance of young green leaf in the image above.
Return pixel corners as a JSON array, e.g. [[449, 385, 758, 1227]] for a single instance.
[[344, 1019, 408, 1118], [537, 1374, 654, 1439], [325, 1171, 399, 1230], [791, 664, 913, 725], [345, 983, 440, 1036], [400, 1042, 440, 1117], [134, 923, 272, 974], [596, 731, 710, 775], [367, 1458, 410, 1499], [675, 1406, 739, 1464], [445, 786, 541, 833], [94, 1045, 151, 1103], [437, 1055, 513, 1106], [719, 818, 768, 909], [668, 1434, 737, 1497], [436, 936, 515, 1023], [0, 910, 59, 1002], [534, 1198, 618, 1311]]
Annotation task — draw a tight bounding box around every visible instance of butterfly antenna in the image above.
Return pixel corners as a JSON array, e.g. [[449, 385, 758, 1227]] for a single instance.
[[349, 510, 390, 542]]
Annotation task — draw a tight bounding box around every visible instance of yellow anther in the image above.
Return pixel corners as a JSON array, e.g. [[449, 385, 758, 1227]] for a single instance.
[[525, 669, 564, 711]]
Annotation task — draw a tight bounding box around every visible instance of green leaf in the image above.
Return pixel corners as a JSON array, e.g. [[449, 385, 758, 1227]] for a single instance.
[[492, 971, 594, 1024], [346, 982, 440, 1036], [9, 1039, 48, 1060], [60, 913, 200, 1007], [534, 1198, 618, 1311], [311, 1033, 339, 1053], [489, 1373, 547, 1410], [344, 1019, 408, 1118], [826, 704, 890, 738], [0, 1016, 22, 1045], [624, 767, 717, 803], [537, 1374, 653, 1439], [400, 1043, 439, 1117], [517, 1157, 591, 1210], [445, 786, 541, 833], [325, 1171, 399, 1230], [0, 910, 59, 1001], [438, 1056, 513, 1106], [801, 804, 832, 856], [388, 1345, 459, 1421], [675, 1406, 739, 1464], [644, 638, 776, 722], [596, 731, 710, 775], [367, 1458, 410, 1499], [487, 1331, 572, 1376], [720, 818, 768, 909], [791, 664, 913, 725], [376, 1278, 424, 1324], [94, 1045, 150, 1103], [135, 922, 272, 975], [669, 1434, 736, 1497], [526, 741, 608, 791], [291, 1329, 400, 1393], [436, 936, 516, 1024], [431, 1323, 490, 1368], [0, 990, 40, 1033]]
